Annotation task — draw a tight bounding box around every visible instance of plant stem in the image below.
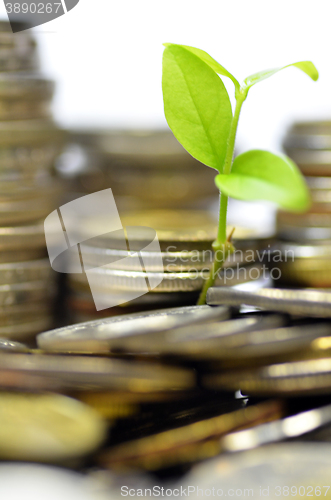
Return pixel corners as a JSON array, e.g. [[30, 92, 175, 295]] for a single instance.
[[197, 89, 247, 306]]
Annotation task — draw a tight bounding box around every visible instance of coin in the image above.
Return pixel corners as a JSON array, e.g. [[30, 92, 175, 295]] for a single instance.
[[182, 443, 331, 496], [75, 129, 206, 169], [37, 305, 230, 353], [99, 400, 282, 470], [82, 210, 273, 252], [0, 338, 27, 352], [0, 144, 61, 174], [207, 286, 331, 318], [0, 352, 195, 392], [0, 302, 51, 326], [204, 358, 331, 396], [221, 403, 331, 452], [278, 258, 331, 287], [0, 259, 52, 285], [0, 392, 107, 462], [0, 281, 55, 307], [70, 263, 269, 294], [74, 315, 284, 360], [80, 241, 271, 273], [0, 73, 54, 99], [0, 120, 65, 147], [156, 322, 329, 365]]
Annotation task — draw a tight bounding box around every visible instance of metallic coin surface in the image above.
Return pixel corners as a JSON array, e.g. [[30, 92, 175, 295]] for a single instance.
[[100, 400, 282, 470], [80, 315, 285, 360], [182, 443, 331, 497], [166, 322, 330, 365], [0, 259, 52, 285], [0, 392, 107, 462], [0, 120, 65, 147], [71, 263, 269, 293], [222, 403, 331, 452], [0, 352, 195, 392], [204, 358, 331, 396], [37, 305, 230, 353], [0, 338, 27, 352], [0, 316, 53, 340], [207, 286, 331, 318], [0, 280, 54, 306]]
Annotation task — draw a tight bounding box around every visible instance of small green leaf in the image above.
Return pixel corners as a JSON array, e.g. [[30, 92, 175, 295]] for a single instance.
[[215, 150, 311, 212], [162, 44, 233, 171], [244, 61, 319, 90], [164, 43, 240, 91]]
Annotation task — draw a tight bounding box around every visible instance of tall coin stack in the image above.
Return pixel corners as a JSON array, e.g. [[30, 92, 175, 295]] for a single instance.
[[68, 209, 274, 322], [0, 20, 65, 342], [275, 120, 331, 288]]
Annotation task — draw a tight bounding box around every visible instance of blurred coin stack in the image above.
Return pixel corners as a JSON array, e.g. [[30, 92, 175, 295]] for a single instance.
[[58, 129, 218, 211], [0, 20, 65, 341], [68, 209, 274, 322], [275, 121, 331, 287]]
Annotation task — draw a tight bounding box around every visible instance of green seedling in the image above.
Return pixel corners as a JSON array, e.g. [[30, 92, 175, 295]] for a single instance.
[[162, 43, 318, 305]]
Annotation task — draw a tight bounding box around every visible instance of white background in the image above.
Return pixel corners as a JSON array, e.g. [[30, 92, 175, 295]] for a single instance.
[[0, 0, 330, 152]]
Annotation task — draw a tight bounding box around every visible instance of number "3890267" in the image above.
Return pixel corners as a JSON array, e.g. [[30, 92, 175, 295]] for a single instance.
[[6, 3, 62, 14]]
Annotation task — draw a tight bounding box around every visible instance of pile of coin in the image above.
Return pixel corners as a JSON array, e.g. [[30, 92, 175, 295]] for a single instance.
[[0, 21, 65, 340], [58, 129, 219, 211], [3, 290, 324, 474], [275, 121, 331, 287], [67, 209, 274, 322]]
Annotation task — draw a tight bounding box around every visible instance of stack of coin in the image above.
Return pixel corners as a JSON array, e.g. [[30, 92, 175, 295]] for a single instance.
[[58, 129, 219, 211], [0, 21, 65, 340], [274, 121, 331, 286], [24, 295, 331, 473], [67, 209, 274, 322]]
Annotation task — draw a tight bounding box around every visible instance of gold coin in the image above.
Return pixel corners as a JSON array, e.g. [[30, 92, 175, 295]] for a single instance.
[[204, 358, 331, 396], [0, 281, 55, 307], [0, 316, 53, 341], [278, 258, 331, 287], [0, 259, 52, 285], [0, 392, 107, 462], [100, 400, 282, 470], [0, 351, 195, 393], [0, 120, 65, 147]]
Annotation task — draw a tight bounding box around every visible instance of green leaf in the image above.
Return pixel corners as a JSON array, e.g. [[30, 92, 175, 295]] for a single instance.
[[164, 43, 240, 91], [215, 150, 311, 212], [162, 44, 233, 171], [243, 61, 319, 90]]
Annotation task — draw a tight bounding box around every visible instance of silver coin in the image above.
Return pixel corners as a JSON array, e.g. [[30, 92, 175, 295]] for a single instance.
[[278, 225, 331, 242], [222, 403, 331, 452], [0, 338, 27, 352], [182, 443, 331, 496], [276, 241, 331, 258], [79, 243, 268, 272], [37, 305, 230, 353], [88, 315, 285, 359], [164, 322, 330, 363], [70, 263, 269, 293], [207, 286, 331, 318]]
